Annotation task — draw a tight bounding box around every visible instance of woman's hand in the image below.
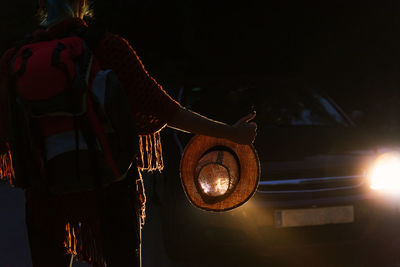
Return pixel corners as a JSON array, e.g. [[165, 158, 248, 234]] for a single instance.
[[230, 112, 257, 145]]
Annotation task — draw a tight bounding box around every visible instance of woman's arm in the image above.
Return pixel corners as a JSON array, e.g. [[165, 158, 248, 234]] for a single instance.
[[168, 106, 257, 145]]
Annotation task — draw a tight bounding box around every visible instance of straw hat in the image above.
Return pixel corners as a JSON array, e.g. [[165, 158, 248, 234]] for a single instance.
[[180, 135, 260, 212]]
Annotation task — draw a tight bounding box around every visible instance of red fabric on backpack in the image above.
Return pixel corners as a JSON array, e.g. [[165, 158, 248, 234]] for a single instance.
[[12, 36, 83, 100]]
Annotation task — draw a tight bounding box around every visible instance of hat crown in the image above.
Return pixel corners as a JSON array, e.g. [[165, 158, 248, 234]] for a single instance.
[[195, 149, 240, 203]]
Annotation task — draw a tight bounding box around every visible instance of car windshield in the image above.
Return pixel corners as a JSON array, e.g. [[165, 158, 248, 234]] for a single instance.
[[258, 91, 349, 127], [184, 85, 349, 127]]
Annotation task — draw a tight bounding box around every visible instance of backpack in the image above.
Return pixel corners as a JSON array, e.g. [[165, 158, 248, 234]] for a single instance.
[[7, 28, 139, 192]]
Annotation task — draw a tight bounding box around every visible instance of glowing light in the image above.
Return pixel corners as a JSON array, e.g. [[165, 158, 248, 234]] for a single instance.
[[369, 152, 400, 195], [195, 149, 240, 199], [199, 176, 229, 197], [200, 181, 211, 193], [215, 178, 229, 193]]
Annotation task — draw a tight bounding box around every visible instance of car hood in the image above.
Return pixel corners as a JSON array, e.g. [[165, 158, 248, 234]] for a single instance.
[[256, 126, 378, 180]]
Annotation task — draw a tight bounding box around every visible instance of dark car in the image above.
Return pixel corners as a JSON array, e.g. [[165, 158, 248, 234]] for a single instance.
[[158, 77, 400, 266]]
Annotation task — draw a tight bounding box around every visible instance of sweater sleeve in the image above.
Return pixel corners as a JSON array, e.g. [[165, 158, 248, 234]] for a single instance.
[[94, 33, 181, 135]]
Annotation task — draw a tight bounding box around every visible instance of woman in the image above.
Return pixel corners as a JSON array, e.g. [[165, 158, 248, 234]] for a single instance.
[[0, 0, 257, 266]]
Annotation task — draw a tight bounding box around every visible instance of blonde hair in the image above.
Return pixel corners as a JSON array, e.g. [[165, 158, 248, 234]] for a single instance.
[[38, 0, 93, 26]]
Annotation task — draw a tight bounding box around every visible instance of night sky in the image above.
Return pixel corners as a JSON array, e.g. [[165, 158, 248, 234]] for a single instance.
[[96, 0, 400, 111], [2, 1, 400, 120]]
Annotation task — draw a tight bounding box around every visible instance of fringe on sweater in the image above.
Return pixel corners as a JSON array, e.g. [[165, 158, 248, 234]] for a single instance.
[[137, 132, 164, 172], [0, 149, 15, 185], [134, 131, 164, 226], [65, 221, 105, 267]]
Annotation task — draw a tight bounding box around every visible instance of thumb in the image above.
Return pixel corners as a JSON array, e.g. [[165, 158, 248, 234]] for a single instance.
[[234, 111, 256, 126]]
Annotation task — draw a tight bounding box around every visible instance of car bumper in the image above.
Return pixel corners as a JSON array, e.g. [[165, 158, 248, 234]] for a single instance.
[[191, 191, 400, 251]]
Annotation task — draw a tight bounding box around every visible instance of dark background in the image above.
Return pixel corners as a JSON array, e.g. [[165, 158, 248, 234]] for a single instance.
[[2, 0, 400, 127], [1, 2, 400, 266]]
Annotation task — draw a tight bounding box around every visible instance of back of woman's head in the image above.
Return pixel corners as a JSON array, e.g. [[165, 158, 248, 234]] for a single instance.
[[38, 0, 92, 26]]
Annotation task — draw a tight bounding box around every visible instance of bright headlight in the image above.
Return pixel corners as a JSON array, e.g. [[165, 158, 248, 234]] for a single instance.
[[369, 152, 400, 194]]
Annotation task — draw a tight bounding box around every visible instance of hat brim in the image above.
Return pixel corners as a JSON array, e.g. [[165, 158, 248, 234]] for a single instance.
[[180, 135, 260, 212]]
